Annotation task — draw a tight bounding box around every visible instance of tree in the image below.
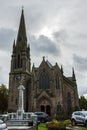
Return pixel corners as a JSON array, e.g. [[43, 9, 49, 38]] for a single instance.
[[0, 84, 8, 113], [79, 96, 87, 110]]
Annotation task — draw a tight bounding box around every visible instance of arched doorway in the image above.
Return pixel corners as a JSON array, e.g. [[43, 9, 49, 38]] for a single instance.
[[40, 105, 51, 116], [37, 95, 52, 116]]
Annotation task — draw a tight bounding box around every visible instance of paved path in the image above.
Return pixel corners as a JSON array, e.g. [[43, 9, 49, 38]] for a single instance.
[[7, 126, 36, 130], [8, 126, 31, 129]]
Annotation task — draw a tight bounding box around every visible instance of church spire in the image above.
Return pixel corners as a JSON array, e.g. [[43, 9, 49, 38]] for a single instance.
[[16, 8, 27, 46], [72, 67, 76, 81]]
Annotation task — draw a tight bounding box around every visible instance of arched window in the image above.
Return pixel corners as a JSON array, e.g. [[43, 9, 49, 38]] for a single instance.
[[14, 58, 16, 69], [67, 92, 72, 108], [55, 74, 60, 89], [17, 54, 22, 68], [67, 92, 72, 117], [18, 54, 20, 68], [39, 71, 50, 89], [56, 102, 61, 113]]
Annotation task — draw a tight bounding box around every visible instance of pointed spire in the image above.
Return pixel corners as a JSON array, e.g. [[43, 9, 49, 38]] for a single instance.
[[72, 67, 76, 81], [61, 65, 63, 74], [13, 39, 15, 48], [16, 8, 27, 45], [12, 39, 16, 53]]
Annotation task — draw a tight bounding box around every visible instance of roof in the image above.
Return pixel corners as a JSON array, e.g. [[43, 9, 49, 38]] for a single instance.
[[46, 60, 53, 69]]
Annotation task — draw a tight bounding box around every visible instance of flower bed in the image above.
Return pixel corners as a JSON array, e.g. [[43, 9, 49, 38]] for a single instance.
[[46, 119, 71, 130]]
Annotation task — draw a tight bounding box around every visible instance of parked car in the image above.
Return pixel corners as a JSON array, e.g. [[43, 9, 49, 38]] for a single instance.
[[34, 112, 49, 123], [0, 114, 8, 122], [26, 112, 37, 125], [0, 119, 8, 130], [71, 111, 87, 126]]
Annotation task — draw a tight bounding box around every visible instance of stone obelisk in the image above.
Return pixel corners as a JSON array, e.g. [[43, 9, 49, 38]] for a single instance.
[[17, 84, 25, 119]]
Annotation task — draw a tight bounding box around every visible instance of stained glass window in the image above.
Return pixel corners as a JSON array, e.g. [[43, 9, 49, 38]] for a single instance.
[[55, 74, 60, 89], [39, 71, 50, 89]]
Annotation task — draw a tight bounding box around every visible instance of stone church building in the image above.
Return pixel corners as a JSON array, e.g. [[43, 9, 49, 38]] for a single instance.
[[8, 9, 79, 119]]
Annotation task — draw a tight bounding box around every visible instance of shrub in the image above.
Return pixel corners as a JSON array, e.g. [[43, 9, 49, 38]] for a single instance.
[[63, 119, 71, 127], [46, 119, 71, 130]]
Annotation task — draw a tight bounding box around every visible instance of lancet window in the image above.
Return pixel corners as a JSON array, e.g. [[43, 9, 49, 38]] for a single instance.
[[39, 70, 50, 89]]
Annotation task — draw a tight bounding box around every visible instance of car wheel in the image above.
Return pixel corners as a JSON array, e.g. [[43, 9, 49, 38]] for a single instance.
[[71, 119, 76, 126], [85, 120, 87, 127]]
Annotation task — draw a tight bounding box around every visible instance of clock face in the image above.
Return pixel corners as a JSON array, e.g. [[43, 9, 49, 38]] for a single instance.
[[15, 75, 20, 80]]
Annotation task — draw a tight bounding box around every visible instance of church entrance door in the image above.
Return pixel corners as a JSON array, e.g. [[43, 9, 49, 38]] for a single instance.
[[40, 105, 51, 116]]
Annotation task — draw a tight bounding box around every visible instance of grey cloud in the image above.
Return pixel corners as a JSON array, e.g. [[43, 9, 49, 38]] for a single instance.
[[25, 0, 77, 33], [0, 28, 16, 51], [73, 54, 87, 72], [52, 30, 76, 49], [53, 30, 67, 43], [79, 87, 87, 96], [29, 34, 61, 56], [0, 66, 2, 71]]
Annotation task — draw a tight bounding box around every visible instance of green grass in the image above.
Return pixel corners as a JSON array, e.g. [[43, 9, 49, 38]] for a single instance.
[[38, 123, 48, 130], [38, 123, 87, 130], [78, 126, 87, 130]]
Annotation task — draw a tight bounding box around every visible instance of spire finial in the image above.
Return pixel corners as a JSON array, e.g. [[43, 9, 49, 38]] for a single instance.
[[22, 6, 24, 13], [72, 67, 76, 81], [22, 5, 24, 10], [43, 56, 45, 61]]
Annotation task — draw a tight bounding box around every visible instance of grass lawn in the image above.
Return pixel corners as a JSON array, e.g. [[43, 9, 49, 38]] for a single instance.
[[78, 126, 87, 130], [38, 123, 48, 130], [38, 123, 87, 130]]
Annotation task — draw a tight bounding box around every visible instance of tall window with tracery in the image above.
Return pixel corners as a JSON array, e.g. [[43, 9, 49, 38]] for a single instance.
[[67, 92, 72, 108], [55, 74, 60, 89], [39, 71, 50, 89], [56, 102, 62, 113]]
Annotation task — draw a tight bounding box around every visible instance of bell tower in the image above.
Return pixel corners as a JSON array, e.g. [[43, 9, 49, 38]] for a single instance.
[[11, 9, 30, 72], [8, 9, 31, 112]]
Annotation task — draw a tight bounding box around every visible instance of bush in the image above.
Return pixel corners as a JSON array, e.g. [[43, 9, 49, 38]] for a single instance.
[[46, 119, 71, 130], [63, 119, 71, 127]]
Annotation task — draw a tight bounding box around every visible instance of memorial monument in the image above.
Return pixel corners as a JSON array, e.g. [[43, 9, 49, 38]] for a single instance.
[[6, 84, 37, 127]]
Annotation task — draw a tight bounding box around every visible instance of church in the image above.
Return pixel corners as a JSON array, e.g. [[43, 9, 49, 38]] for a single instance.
[[8, 9, 79, 119]]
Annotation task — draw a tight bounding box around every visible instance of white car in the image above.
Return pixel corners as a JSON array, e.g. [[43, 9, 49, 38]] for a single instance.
[[71, 111, 87, 126], [0, 119, 8, 130], [34, 112, 49, 123]]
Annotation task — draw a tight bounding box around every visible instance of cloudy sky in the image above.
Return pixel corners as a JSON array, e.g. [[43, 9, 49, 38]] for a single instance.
[[0, 0, 87, 97]]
